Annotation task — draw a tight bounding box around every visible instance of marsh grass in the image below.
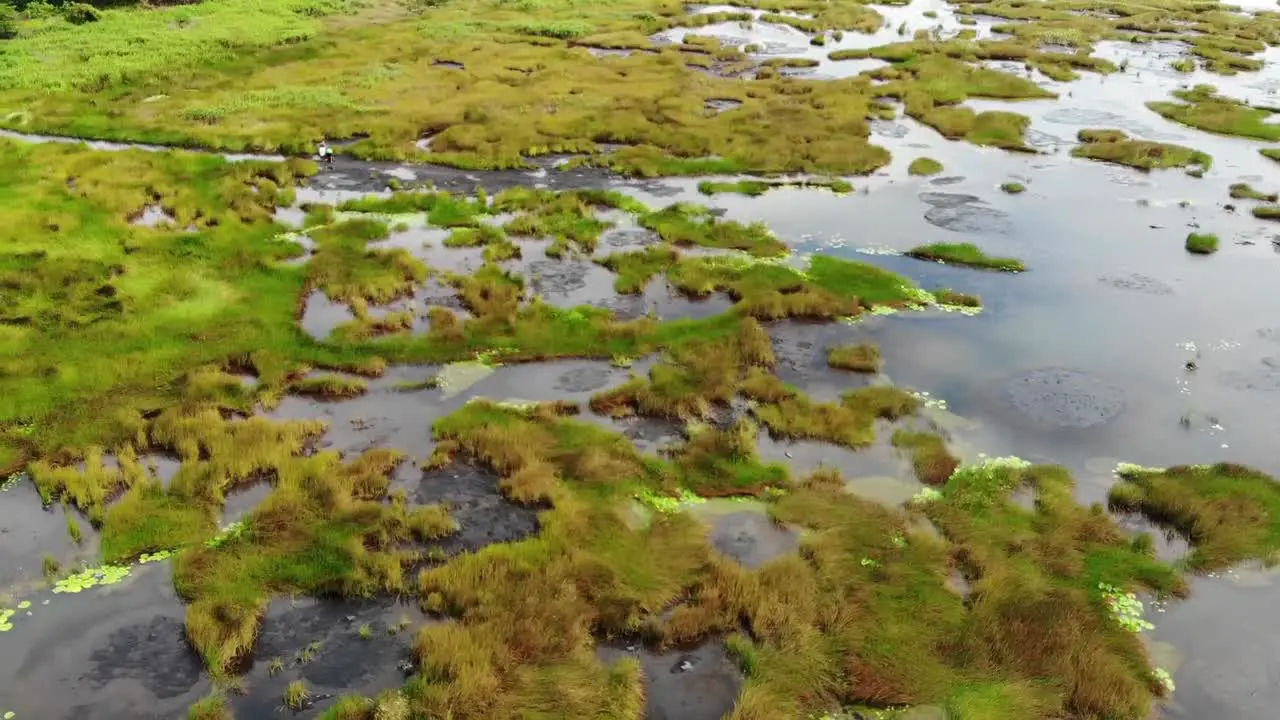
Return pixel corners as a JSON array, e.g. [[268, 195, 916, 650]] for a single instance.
[[1148, 85, 1280, 142], [908, 157, 944, 176], [1071, 129, 1212, 172], [596, 246, 679, 294], [892, 430, 959, 486], [1229, 183, 1276, 201], [1184, 233, 1218, 255], [284, 680, 310, 710], [640, 204, 786, 257], [1109, 463, 1280, 570], [905, 243, 1025, 272], [827, 343, 881, 373], [290, 374, 369, 399], [1252, 206, 1280, 220], [187, 694, 232, 720]]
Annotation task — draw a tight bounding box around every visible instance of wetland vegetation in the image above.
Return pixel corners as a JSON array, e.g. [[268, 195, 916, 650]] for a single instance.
[[4, 0, 1280, 718]]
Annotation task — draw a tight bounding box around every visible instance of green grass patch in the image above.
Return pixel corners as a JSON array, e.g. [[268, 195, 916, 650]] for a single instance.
[[596, 246, 680, 294], [1229, 183, 1277, 201], [908, 157, 944, 176], [1184, 232, 1218, 255], [892, 430, 959, 486], [1000, 182, 1026, 194], [1071, 129, 1212, 172], [639, 204, 786, 257], [1147, 85, 1280, 142], [827, 343, 881, 373], [1110, 462, 1280, 570], [905, 242, 1025, 272]]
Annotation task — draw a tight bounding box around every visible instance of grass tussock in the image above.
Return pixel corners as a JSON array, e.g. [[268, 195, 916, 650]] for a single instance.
[[596, 246, 679, 294], [1229, 182, 1277, 201], [309, 219, 428, 305], [1184, 232, 1218, 255], [892, 430, 959, 486], [1071, 129, 1212, 172], [640, 204, 786, 257], [290, 373, 369, 399], [1147, 85, 1280, 142], [908, 157, 944, 176], [1110, 462, 1280, 570], [905, 242, 1026, 272], [827, 343, 880, 373]]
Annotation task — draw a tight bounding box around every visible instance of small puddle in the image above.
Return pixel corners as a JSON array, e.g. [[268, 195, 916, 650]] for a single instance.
[[596, 638, 742, 720], [412, 463, 540, 555]]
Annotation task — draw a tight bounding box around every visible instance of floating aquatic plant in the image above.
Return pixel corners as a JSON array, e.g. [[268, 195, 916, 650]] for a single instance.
[[205, 520, 246, 549], [0, 472, 23, 492], [51, 564, 132, 594], [1099, 582, 1154, 632], [910, 391, 948, 411], [635, 488, 706, 514]]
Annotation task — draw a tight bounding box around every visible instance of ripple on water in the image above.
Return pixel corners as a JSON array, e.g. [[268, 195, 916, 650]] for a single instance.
[[1003, 367, 1125, 429], [1097, 273, 1175, 295], [923, 202, 1012, 235]]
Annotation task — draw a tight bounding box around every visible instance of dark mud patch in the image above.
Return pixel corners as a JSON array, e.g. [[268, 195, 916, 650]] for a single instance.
[[918, 191, 982, 208], [86, 616, 203, 699], [230, 596, 422, 719], [0, 565, 207, 720], [924, 200, 1012, 235], [597, 639, 742, 720], [1098, 273, 1175, 295], [413, 463, 539, 555], [929, 175, 966, 186], [554, 366, 615, 393], [706, 511, 799, 569], [601, 227, 662, 250], [1003, 367, 1125, 429]]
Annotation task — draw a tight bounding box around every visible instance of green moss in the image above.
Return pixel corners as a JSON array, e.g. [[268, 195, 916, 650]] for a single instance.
[[908, 157, 944, 176], [639, 204, 786, 257], [1262, 148, 1280, 164], [1071, 129, 1212, 172], [1000, 182, 1026, 194], [1170, 58, 1195, 73], [596, 246, 679, 294], [806, 254, 919, 306], [827, 343, 881, 373], [842, 385, 920, 421], [1110, 463, 1280, 570], [934, 288, 982, 308], [1252, 206, 1280, 220], [103, 481, 216, 562], [1229, 183, 1277, 201], [905, 243, 1025, 272], [1184, 233, 1219, 255], [290, 374, 368, 399], [1147, 85, 1280, 142]]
